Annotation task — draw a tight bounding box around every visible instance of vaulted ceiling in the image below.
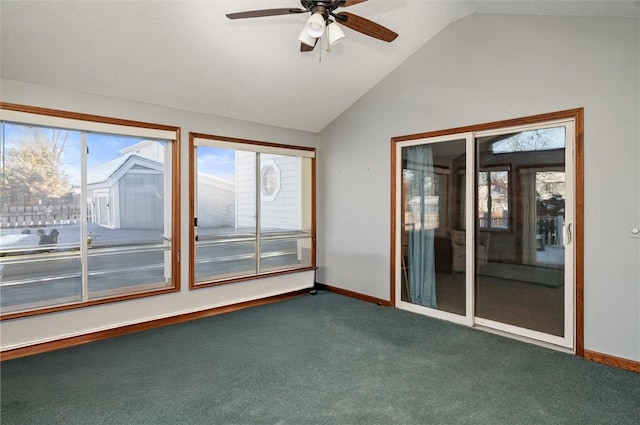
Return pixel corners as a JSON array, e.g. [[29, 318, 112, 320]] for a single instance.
[[1, 1, 638, 132]]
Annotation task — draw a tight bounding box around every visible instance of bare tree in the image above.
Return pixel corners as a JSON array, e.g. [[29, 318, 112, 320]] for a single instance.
[[494, 128, 563, 153]]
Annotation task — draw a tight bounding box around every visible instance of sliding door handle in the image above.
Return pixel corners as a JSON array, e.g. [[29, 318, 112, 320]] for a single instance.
[[566, 223, 572, 245]]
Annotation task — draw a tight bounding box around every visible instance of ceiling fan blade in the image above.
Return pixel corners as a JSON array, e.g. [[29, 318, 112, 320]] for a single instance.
[[341, 0, 368, 7], [300, 40, 318, 52], [336, 12, 398, 42], [226, 8, 306, 19]]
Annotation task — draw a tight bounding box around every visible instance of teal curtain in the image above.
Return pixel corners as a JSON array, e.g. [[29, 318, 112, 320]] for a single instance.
[[407, 145, 437, 308]]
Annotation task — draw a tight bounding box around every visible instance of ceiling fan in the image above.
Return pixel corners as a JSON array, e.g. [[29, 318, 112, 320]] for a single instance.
[[226, 0, 398, 52]]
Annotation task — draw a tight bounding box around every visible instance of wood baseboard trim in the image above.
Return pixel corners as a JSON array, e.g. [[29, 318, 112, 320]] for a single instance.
[[1, 290, 309, 361], [584, 349, 640, 373], [315, 283, 392, 306]]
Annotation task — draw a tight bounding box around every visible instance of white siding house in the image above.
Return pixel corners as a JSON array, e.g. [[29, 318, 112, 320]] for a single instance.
[[235, 151, 301, 231], [87, 154, 164, 230], [196, 174, 235, 229]]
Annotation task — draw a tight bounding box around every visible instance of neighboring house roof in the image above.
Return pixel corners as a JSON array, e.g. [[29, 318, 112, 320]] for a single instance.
[[118, 140, 155, 155], [197, 173, 234, 191], [88, 154, 162, 185]]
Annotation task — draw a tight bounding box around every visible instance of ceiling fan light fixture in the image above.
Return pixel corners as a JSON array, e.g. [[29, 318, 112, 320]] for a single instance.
[[305, 12, 326, 38], [225, 1, 399, 54], [327, 21, 345, 45], [298, 27, 317, 47]]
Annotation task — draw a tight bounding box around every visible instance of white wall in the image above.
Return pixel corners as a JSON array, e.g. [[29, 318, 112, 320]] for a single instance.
[[317, 15, 640, 361], [0, 79, 318, 350]]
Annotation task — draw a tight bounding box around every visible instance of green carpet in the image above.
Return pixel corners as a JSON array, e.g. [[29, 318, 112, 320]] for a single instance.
[[1, 292, 639, 424]]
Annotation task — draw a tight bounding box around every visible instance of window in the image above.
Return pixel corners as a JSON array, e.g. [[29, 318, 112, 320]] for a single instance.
[[0, 105, 180, 318], [260, 160, 280, 201], [190, 134, 315, 287], [492, 128, 565, 153], [403, 167, 448, 231], [477, 169, 509, 230]]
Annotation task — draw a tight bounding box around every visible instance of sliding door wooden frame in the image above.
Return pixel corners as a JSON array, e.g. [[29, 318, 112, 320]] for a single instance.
[[390, 108, 584, 356]]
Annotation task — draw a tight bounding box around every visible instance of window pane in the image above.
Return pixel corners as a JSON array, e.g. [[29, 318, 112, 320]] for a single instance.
[[490, 171, 509, 229], [477, 171, 489, 227], [194, 147, 257, 282], [259, 154, 312, 273], [492, 127, 566, 153], [536, 171, 565, 264], [192, 140, 314, 286], [0, 122, 83, 313], [478, 170, 509, 230], [86, 134, 172, 300]]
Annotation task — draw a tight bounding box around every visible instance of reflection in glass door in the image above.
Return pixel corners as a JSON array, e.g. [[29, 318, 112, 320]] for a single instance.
[[474, 126, 573, 344], [399, 138, 468, 320]]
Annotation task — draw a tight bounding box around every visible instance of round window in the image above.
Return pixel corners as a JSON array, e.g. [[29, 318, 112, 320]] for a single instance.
[[261, 160, 280, 201]]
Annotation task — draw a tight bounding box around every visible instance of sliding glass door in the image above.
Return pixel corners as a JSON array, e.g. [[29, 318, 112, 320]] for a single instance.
[[398, 135, 471, 325], [393, 112, 580, 350], [472, 123, 574, 347]]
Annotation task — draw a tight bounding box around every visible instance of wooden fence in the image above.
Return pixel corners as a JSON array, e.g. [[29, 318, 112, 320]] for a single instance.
[[0, 204, 82, 228]]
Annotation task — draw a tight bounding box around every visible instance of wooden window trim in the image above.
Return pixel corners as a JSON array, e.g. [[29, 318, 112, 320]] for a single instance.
[[0, 103, 181, 320], [189, 133, 316, 289]]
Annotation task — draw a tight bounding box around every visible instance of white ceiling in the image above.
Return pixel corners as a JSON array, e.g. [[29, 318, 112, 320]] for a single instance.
[[1, 1, 638, 132]]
